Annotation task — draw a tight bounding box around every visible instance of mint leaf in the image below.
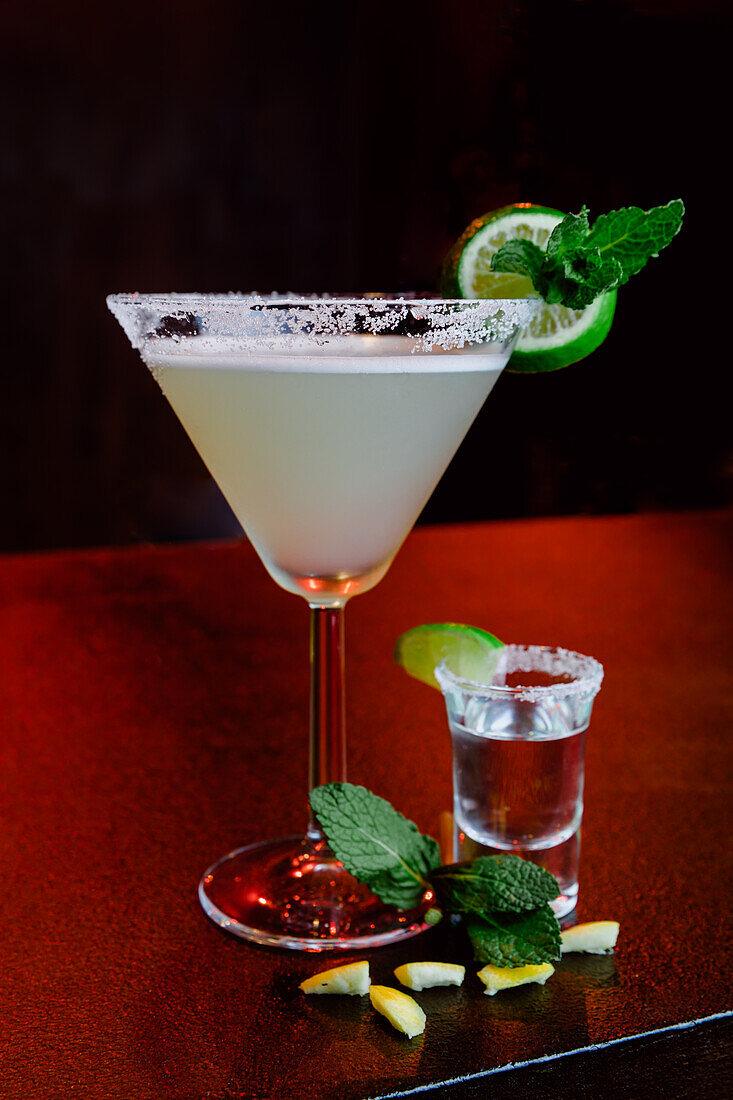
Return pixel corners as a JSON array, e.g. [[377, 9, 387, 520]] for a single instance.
[[466, 905, 562, 967], [546, 206, 592, 258], [543, 208, 624, 307], [586, 198, 684, 286], [545, 248, 623, 309], [490, 198, 684, 309], [309, 782, 441, 909], [489, 238, 546, 291], [433, 855, 559, 915]]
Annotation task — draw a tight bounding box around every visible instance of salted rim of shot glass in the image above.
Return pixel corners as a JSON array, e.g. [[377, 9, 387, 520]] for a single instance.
[[435, 644, 604, 704]]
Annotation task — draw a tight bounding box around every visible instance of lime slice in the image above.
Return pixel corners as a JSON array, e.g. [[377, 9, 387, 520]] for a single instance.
[[394, 623, 503, 689], [441, 203, 616, 372]]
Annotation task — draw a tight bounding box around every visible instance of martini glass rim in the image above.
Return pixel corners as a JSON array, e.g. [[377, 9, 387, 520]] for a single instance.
[[107, 292, 541, 353], [106, 291, 541, 309]]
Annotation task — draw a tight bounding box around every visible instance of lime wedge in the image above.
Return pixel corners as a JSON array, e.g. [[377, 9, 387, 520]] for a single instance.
[[394, 623, 503, 689], [441, 203, 616, 372]]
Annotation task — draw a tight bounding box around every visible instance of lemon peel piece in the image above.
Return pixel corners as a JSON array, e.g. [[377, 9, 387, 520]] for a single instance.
[[299, 960, 370, 996], [477, 962, 554, 996], [560, 921, 619, 955], [369, 985, 426, 1038], [394, 962, 465, 991]]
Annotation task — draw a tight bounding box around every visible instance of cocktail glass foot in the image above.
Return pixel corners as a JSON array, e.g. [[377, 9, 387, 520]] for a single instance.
[[199, 834, 429, 950]]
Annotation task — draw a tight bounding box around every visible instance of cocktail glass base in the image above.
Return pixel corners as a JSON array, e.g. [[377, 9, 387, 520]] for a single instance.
[[199, 834, 431, 951]]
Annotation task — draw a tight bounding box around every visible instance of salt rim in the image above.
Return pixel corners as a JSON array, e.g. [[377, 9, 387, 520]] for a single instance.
[[435, 644, 604, 703], [106, 292, 540, 354]]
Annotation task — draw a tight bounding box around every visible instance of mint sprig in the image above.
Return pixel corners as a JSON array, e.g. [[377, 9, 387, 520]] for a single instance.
[[490, 199, 684, 309], [310, 782, 562, 967]]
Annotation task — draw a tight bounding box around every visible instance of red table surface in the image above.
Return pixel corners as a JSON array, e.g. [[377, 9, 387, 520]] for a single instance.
[[1, 509, 732, 1099]]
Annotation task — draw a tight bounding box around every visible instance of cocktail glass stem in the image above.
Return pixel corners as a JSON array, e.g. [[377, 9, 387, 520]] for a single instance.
[[307, 604, 346, 840], [196, 594, 429, 948]]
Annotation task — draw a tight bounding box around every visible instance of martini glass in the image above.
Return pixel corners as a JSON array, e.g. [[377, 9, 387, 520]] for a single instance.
[[107, 293, 538, 950]]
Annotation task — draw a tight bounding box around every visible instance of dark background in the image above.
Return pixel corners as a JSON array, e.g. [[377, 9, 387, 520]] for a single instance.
[[2, 0, 728, 554]]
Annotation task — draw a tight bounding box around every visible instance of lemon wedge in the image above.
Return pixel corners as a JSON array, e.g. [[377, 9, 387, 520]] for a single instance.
[[299, 960, 370, 996], [394, 962, 465, 991], [477, 962, 554, 996], [369, 985, 426, 1038], [560, 921, 619, 954]]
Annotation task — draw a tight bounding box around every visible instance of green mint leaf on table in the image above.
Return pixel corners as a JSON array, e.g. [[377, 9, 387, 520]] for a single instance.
[[432, 855, 559, 915], [491, 199, 684, 309], [309, 783, 441, 909], [467, 905, 562, 968]]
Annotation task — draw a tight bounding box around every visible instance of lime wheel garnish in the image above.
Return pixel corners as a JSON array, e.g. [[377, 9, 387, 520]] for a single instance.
[[441, 203, 616, 372]]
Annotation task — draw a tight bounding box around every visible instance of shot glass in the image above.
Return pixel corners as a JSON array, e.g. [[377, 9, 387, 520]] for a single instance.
[[436, 645, 603, 918]]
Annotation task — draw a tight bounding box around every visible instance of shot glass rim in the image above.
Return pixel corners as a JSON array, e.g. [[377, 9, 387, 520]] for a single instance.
[[434, 643, 604, 703]]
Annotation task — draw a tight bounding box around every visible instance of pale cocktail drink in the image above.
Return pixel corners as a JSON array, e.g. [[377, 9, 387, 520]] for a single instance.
[[146, 336, 506, 603]]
